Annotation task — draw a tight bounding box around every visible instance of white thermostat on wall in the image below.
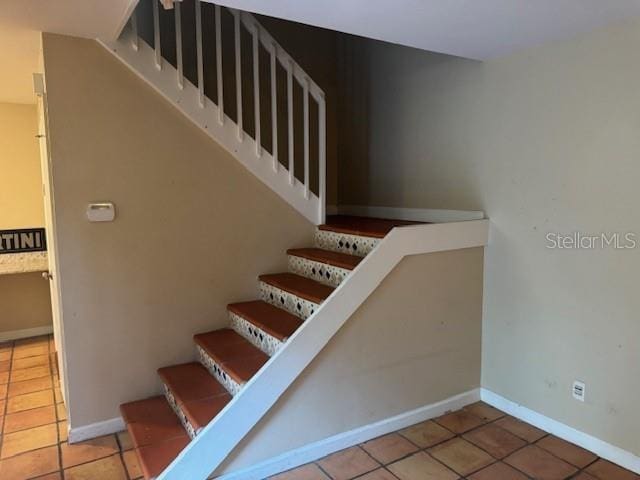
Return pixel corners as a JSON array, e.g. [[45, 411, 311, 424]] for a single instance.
[[86, 202, 116, 222]]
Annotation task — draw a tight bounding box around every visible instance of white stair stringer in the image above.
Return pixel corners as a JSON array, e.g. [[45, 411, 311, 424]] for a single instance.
[[100, 27, 322, 225], [155, 219, 489, 480]]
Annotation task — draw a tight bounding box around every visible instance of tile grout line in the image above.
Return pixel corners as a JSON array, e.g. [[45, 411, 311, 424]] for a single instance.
[[305, 405, 621, 480], [49, 335, 67, 480], [0, 336, 65, 479], [2, 339, 634, 480], [354, 442, 404, 480], [430, 410, 593, 479], [0, 340, 14, 462], [116, 432, 134, 480]]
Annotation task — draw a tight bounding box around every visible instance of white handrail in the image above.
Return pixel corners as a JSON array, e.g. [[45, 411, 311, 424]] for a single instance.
[[175, 2, 184, 89], [287, 60, 294, 185], [215, 5, 224, 124], [195, 0, 204, 106], [130, 11, 139, 51], [270, 42, 278, 172], [303, 77, 310, 199], [237, 10, 324, 103], [115, 0, 326, 225], [318, 97, 326, 222], [153, 0, 161, 69], [234, 10, 243, 141], [252, 23, 261, 157]]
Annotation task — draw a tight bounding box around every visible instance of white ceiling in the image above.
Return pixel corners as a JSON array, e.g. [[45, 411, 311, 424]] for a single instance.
[[209, 0, 640, 60], [2, 0, 640, 103], [0, 0, 136, 104], [0, 0, 135, 41]]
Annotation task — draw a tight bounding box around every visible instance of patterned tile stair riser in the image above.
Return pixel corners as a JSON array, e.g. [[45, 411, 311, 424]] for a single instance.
[[259, 282, 321, 320], [314, 229, 380, 257], [229, 311, 284, 357], [163, 384, 198, 439], [197, 345, 242, 396], [287, 255, 351, 288]]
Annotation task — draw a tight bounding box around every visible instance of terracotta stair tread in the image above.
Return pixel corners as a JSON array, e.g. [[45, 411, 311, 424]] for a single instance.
[[228, 301, 303, 340], [287, 248, 362, 270], [158, 362, 227, 402], [137, 435, 190, 480], [182, 395, 232, 432], [319, 214, 423, 238], [158, 362, 232, 431], [194, 329, 269, 384], [120, 396, 188, 448], [259, 273, 335, 304]]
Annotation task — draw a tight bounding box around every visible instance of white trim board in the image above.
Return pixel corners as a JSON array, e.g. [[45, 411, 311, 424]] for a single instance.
[[158, 220, 489, 480], [334, 205, 485, 223], [481, 389, 640, 474], [0, 326, 53, 343], [68, 416, 125, 444], [218, 388, 480, 480]]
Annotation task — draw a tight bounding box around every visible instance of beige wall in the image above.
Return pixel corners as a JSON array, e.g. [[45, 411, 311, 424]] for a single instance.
[[0, 103, 52, 335], [219, 247, 483, 474], [41, 33, 315, 428], [338, 20, 640, 454], [0, 273, 52, 333], [0, 103, 45, 229]]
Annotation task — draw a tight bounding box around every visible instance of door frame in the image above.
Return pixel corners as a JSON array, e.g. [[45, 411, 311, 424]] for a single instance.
[[34, 72, 69, 406]]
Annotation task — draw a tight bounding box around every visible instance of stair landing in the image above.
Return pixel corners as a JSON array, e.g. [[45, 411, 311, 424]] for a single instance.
[[319, 215, 423, 238]]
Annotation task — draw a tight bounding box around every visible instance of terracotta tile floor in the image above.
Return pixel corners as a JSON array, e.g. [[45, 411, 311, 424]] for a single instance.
[[0, 336, 638, 480], [272, 403, 640, 480], [0, 336, 142, 480]]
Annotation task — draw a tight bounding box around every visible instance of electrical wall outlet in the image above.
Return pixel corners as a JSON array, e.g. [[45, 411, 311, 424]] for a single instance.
[[572, 380, 586, 402]]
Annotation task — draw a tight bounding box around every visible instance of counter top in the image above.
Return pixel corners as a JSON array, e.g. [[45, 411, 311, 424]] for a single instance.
[[0, 252, 48, 275]]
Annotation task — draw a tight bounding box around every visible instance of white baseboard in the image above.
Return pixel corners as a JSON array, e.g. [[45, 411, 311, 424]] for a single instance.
[[481, 388, 640, 474], [334, 205, 485, 223], [218, 388, 480, 480], [0, 325, 53, 343], [68, 416, 125, 444]]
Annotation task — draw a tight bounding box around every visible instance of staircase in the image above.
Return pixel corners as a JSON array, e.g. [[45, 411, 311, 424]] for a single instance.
[[120, 215, 420, 479], [102, 4, 489, 478], [104, 0, 327, 224]]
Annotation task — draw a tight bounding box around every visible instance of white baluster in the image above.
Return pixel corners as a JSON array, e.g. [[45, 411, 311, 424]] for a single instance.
[[253, 23, 261, 157], [234, 11, 243, 141], [130, 10, 139, 51], [195, 0, 204, 107], [153, 0, 161, 69], [318, 95, 326, 223], [303, 77, 310, 199], [175, 2, 183, 89], [287, 60, 294, 185], [215, 5, 224, 124], [270, 42, 278, 171]]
